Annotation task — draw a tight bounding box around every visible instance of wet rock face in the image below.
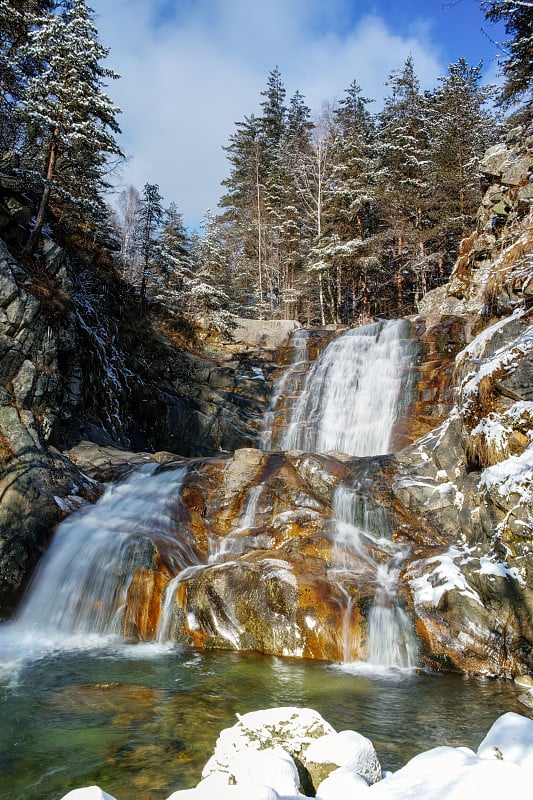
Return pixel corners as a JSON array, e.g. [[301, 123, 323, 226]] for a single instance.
[[0, 194, 296, 608], [392, 315, 474, 448], [118, 449, 421, 663]]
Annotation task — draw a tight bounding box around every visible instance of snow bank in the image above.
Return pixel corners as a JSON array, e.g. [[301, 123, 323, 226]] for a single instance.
[[366, 744, 528, 799], [60, 788, 117, 800], [60, 709, 533, 800], [477, 711, 533, 769]]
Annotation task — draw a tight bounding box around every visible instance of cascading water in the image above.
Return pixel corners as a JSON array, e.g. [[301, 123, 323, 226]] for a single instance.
[[279, 319, 413, 456], [260, 318, 418, 668], [260, 328, 310, 450], [331, 482, 418, 670], [366, 560, 418, 668], [256, 318, 418, 667], [15, 464, 197, 639], [6, 318, 417, 671]]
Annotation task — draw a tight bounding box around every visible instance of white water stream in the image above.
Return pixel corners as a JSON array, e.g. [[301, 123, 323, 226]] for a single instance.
[[331, 483, 418, 670], [263, 319, 418, 668], [15, 465, 195, 638], [260, 328, 310, 450], [279, 319, 412, 456]]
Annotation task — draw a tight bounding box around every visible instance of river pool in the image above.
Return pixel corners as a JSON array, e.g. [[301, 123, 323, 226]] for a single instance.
[[0, 634, 525, 800]]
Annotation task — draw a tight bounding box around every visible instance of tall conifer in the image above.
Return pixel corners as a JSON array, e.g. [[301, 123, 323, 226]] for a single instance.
[[19, 0, 122, 253]]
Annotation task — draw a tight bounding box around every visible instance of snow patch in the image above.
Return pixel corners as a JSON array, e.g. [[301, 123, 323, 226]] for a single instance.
[[408, 547, 482, 608], [479, 557, 525, 585], [480, 443, 533, 502]]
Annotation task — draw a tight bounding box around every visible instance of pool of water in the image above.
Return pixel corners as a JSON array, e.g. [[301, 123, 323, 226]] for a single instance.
[[0, 632, 526, 800]]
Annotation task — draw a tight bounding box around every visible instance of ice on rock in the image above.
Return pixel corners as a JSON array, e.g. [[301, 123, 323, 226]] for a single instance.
[[304, 730, 381, 784]]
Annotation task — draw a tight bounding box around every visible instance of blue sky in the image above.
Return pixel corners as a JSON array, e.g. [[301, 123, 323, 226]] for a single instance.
[[90, 0, 505, 230]]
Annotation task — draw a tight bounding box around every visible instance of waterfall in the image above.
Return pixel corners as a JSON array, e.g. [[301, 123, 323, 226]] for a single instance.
[[366, 562, 418, 669], [5, 318, 418, 669], [331, 482, 418, 670], [279, 319, 413, 456], [16, 464, 196, 638], [260, 329, 310, 450], [156, 564, 205, 643]]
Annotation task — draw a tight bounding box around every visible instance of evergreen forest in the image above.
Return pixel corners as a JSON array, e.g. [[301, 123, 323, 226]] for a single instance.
[[1, 0, 531, 329]]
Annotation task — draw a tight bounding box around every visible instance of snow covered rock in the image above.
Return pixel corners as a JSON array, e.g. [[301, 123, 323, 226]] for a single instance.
[[201, 707, 335, 794], [366, 744, 529, 799], [477, 711, 533, 769], [304, 729, 381, 786], [315, 767, 370, 798], [202, 707, 335, 782], [60, 788, 117, 800], [167, 784, 279, 800], [230, 746, 301, 795]]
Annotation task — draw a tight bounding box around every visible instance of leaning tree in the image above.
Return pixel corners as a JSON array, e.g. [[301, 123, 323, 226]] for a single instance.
[[19, 0, 123, 254]]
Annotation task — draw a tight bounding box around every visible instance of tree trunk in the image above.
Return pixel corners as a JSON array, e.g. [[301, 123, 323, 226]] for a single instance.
[[318, 274, 325, 326], [24, 128, 59, 255], [395, 233, 404, 315], [255, 146, 264, 314]]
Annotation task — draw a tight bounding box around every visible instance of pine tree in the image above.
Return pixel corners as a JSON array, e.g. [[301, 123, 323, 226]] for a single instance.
[[375, 56, 434, 312], [152, 202, 194, 314], [18, 0, 122, 254], [286, 90, 313, 149], [259, 66, 287, 157], [264, 91, 312, 319], [219, 114, 266, 313], [429, 58, 500, 273], [320, 81, 378, 323], [480, 0, 533, 122], [0, 1, 23, 150], [193, 209, 231, 289], [137, 182, 163, 301], [189, 229, 233, 332]]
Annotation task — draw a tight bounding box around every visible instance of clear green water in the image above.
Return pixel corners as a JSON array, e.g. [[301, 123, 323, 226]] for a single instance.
[[0, 637, 526, 800]]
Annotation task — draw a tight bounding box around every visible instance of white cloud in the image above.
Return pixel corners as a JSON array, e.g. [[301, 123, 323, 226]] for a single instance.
[[89, 0, 489, 229]]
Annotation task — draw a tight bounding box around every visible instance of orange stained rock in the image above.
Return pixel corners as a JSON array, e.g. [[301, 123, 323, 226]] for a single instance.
[[122, 568, 170, 640]]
